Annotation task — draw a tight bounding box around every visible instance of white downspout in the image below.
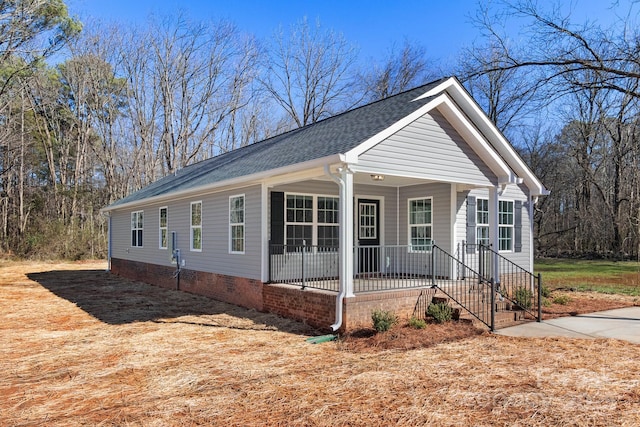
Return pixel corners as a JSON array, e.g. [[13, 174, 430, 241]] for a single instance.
[[325, 165, 354, 332], [106, 212, 112, 272]]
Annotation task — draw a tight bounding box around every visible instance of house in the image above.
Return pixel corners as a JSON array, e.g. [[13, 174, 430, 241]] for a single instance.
[[102, 77, 549, 332]]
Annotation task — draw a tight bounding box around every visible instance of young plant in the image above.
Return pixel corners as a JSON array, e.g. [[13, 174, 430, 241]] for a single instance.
[[426, 302, 453, 324], [371, 309, 398, 332], [408, 316, 427, 329], [552, 295, 572, 305], [514, 287, 533, 309]]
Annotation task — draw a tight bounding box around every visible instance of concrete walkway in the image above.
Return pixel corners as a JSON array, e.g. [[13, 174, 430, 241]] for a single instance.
[[495, 307, 640, 344]]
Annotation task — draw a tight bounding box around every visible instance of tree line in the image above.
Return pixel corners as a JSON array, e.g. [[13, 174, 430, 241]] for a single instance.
[[1, 0, 639, 260]]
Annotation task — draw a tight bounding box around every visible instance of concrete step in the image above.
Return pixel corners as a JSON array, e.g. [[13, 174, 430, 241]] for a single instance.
[[429, 292, 534, 330]]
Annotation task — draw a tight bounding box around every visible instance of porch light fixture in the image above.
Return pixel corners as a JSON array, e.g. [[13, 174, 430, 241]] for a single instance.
[[370, 174, 385, 181]]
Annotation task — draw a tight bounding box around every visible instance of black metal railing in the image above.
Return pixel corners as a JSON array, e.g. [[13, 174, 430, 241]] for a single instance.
[[268, 241, 542, 328], [431, 244, 494, 329], [459, 242, 542, 322], [268, 243, 339, 291], [353, 245, 431, 292]]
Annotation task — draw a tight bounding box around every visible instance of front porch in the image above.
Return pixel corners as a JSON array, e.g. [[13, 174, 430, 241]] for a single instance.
[[268, 242, 542, 330]]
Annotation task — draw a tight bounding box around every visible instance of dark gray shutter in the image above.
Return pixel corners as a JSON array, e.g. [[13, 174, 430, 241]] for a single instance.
[[466, 196, 476, 251], [270, 192, 285, 252], [514, 200, 522, 253]]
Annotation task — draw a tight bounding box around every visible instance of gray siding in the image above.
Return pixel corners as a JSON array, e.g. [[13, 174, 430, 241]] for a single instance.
[[399, 183, 453, 253], [456, 185, 532, 271], [110, 184, 263, 280], [358, 109, 497, 186]]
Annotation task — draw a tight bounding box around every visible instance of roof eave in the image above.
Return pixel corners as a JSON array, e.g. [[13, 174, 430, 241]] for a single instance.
[[101, 153, 346, 213]]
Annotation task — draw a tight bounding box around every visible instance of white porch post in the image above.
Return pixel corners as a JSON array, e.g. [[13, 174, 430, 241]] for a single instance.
[[341, 167, 355, 297], [489, 186, 500, 284]]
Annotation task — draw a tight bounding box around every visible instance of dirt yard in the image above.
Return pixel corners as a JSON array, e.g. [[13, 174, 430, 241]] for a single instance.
[[1, 261, 640, 426]]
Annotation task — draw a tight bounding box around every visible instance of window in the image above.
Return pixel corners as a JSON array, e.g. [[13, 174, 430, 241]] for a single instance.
[[409, 198, 432, 251], [476, 198, 489, 247], [230, 195, 244, 253], [191, 201, 202, 251], [499, 200, 514, 251], [159, 207, 168, 249], [285, 194, 339, 249], [131, 211, 143, 247], [317, 196, 339, 248], [359, 202, 377, 239], [286, 194, 313, 248]]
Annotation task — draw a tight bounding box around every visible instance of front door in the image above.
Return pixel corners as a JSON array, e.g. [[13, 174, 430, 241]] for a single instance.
[[357, 199, 380, 274]]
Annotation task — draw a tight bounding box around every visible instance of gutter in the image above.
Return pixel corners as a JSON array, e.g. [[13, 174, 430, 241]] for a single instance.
[[101, 154, 345, 214]]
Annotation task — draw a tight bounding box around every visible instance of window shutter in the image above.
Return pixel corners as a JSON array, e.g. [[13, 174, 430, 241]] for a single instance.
[[466, 196, 476, 251], [514, 200, 523, 253], [270, 192, 285, 252]]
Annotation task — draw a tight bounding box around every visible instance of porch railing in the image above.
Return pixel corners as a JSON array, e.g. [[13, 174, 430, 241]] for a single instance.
[[431, 244, 493, 329], [268, 243, 339, 291], [459, 242, 542, 321], [268, 243, 433, 292], [268, 241, 542, 328]]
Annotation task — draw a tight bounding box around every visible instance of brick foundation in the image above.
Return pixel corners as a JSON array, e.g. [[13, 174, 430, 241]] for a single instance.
[[110, 258, 263, 311], [263, 284, 336, 330], [110, 258, 434, 332], [343, 288, 437, 330]]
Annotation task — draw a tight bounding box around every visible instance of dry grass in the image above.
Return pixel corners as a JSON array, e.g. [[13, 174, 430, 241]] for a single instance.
[[2, 261, 640, 426]]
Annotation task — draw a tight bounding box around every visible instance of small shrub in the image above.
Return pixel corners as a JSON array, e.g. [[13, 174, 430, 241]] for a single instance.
[[408, 316, 427, 329], [542, 297, 552, 307], [371, 309, 398, 332], [514, 287, 533, 309], [426, 302, 453, 324], [541, 285, 552, 298], [552, 295, 572, 305]]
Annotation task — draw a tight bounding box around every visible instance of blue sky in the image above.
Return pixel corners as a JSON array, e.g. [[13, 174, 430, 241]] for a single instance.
[[66, 0, 630, 69], [64, 0, 494, 66]]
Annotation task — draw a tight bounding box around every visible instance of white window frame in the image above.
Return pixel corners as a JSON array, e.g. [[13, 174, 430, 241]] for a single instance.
[[317, 195, 339, 249], [284, 193, 339, 249], [159, 206, 168, 249], [358, 202, 377, 240], [408, 197, 432, 252], [131, 210, 144, 248], [190, 201, 202, 252], [476, 198, 489, 247], [229, 194, 245, 254], [499, 199, 514, 252]]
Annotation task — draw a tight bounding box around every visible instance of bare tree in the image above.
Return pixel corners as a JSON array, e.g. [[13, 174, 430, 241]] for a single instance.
[[469, 0, 640, 98], [260, 17, 360, 128], [361, 39, 436, 101], [148, 14, 260, 174]]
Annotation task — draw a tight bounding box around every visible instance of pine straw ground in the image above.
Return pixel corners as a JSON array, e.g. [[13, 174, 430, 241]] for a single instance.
[[1, 261, 640, 426]]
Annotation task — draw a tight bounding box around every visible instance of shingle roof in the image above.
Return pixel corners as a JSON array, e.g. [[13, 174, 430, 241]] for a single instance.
[[107, 78, 448, 208]]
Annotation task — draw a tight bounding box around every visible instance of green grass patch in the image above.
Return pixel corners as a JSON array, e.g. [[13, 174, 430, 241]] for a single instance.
[[535, 258, 640, 296]]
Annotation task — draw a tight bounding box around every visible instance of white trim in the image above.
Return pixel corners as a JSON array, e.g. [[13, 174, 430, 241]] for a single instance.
[[158, 206, 168, 250], [345, 93, 514, 186], [498, 199, 515, 253], [476, 197, 490, 247], [229, 194, 245, 254], [416, 77, 548, 197], [450, 184, 457, 257], [131, 210, 144, 248], [190, 201, 203, 252], [261, 182, 269, 282], [283, 192, 339, 247], [407, 196, 433, 253]]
